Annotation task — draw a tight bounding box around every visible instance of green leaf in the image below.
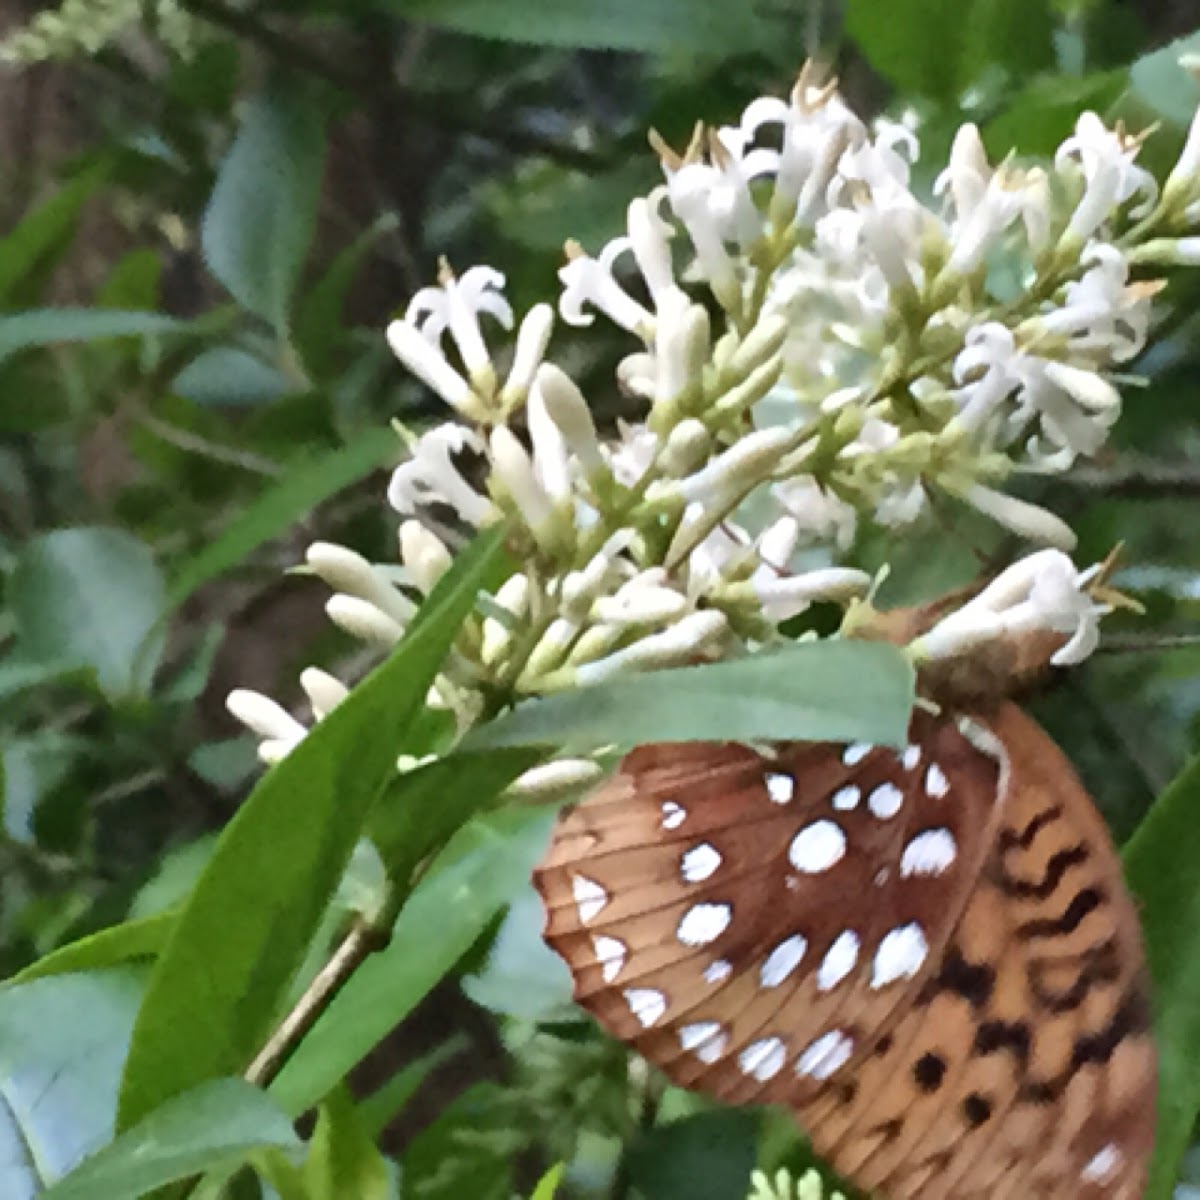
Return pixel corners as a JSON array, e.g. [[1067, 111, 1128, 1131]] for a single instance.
[[1130, 30, 1200, 128], [367, 746, 541, 874], [0, 969, 144, 1198], [303, 1087, 391, 1200], [461, 886, 574, 1021], [10, 913, 174, 985], [391, 0, 767, 54], [295, 214, 399, 378], [41, 1079, 299, 1200], [1124, 752, 1200, 1196], [173, 346, 296, 407], [0, 164, 109, 306], [165, 428, 398, 610], [0, 308, 182, 369], [9, 527, 167, 699], [467, 641, 915, 753], [983, 71, 1126, 158], [116, 526, 511, 1130], [271, 806, 553, 1115], [529, 1164, 564, 1200], [357, 1037, 467, 1138], [846, 0, 969, 100], [202, 79, 328, 332], [623, 1110, 759, 1200]]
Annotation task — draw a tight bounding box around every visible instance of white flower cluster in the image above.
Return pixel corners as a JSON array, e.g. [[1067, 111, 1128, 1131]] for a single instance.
[[229, 66, 1200, 767]]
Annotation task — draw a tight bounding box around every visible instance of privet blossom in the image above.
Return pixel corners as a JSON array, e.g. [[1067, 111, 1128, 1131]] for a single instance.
[[229, 65, 1200, 781]]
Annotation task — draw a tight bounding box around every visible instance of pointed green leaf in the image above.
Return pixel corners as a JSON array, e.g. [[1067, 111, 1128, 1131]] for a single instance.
[[202, 80, 327, 331], [41, 1079, 298, 1200], [467, 641, 915, 753], [1124, 752, 1200, 1196], [117, 527, 511, 1129], [271, 807, 552, 1114]]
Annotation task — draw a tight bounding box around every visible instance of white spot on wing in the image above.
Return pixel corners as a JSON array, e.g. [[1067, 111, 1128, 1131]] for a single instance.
[[739, 1036, 786, 1081], [867, 781, 904, 820], [1081, 1144, 1121, 1184], [817, 930, 860, 992], [766, 772, 795, 804], [761, 934, 808, 988], [703, 959, 732, 984], [872, 922, 929, 988], [796, 1030, 854, 1079], [572, 875, 608, 924], [842, 742, 872, 766], [679, 1021, 726, 1064], [677, 902, 732, 946], [902, 743, 921, 769], [925, 763, 949, 798], [901, 828, 957, 877], [788, 820, 846, 874], [681, 842, 722, 883], [624, 987, 667, 1027], [661, 800, 686, 830], [592, 935, 627, 983], [831, 785, 860, 811]]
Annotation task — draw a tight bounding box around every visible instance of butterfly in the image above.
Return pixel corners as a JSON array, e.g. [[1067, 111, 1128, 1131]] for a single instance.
[[532, 600, 1156, 1199]]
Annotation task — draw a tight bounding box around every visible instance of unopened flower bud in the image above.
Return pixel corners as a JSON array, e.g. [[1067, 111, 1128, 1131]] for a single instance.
[[962, 484, 1077, 550], [481, 573, 530, 666], [575, 610, 729, 684], [227, 689, 308, 743], [535, 364, 605, 474], [500, 303, 555, 407], [299, 668, 349, 721], [661, 419, 711, 476], [399, 521, 453, 594], [489, 427, 560, 548], [306, 542, 416, 625], [326, 595, 407, 648], [509, 758, 605, 799]]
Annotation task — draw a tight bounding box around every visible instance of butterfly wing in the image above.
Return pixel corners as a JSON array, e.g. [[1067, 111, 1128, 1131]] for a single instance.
[[533, 704, 1156, 1199]]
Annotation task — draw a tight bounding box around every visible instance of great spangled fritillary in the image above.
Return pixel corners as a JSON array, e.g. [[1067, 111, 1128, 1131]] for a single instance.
[[533, 641, 1157, 1196]]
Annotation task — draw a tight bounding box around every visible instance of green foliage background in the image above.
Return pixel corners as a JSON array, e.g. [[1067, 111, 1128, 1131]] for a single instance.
[[2, 0, 1200, 1197]]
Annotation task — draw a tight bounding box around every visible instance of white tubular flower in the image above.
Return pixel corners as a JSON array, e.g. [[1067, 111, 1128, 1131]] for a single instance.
[[575, 609, 729, 685], [386, 320, 483, 420], [1056, 113, 1158, 240], [388, 424, 498, 527], [300, 668, 349, 720], [627, 194, 686, 311], [559, 238, 654, 334], [405, 262, 512, 397], [1034, 243, 1149, 361], [934, 124, 1023, 274], [961, 483, 1077, 550], [918, 549, 1106, 666], [489, 427, 558, 541], [398, 520, 453, 595], [522, 616, 582, 679], [950, 324, 1118, 461], [535, 364, 605, 475], [306, 542, 416, 625], [327, 595, 407, 648], [508, 758, 605, 799], [739, 68, 865, 223], [500, 303, 555, 407]]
